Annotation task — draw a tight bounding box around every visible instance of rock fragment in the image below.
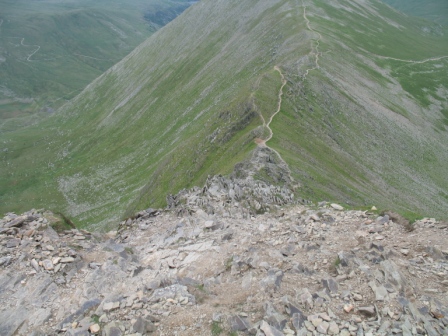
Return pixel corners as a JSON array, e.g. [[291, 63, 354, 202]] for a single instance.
[[42, 259, 54, 271], [228, 315, 252, 331], [132, 317, 156, 333], [89, 324, 100, 333], [103, 301, 120, 312], [330, 203, 344, 210], [358, 306, 376, 317], [260, 320, 284, 336], [322, 278, 339, 293]]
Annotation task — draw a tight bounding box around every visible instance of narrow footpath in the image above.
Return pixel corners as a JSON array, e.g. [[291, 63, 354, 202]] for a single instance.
[[254, 1, 323, 178]]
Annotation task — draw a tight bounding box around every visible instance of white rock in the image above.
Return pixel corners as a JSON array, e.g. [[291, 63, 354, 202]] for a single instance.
[[400, 249, 409, 256], [330, 203, 344, 211], [204, 220, 214, 228], [89, 324, 100, 333]]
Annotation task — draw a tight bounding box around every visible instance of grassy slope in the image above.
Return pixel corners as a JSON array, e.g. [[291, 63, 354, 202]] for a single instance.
[[0, 0, 191, 132], [276, 0, 448, 217], [0, 0, 447, 229]]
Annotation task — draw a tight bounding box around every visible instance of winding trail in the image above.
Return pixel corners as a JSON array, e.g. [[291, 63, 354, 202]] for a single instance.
[[251, 1, 324, 180], [256, 2, 321, 146], [252, 1, 445, 186], [373, 54, 448, 65], [20, 38, 41, 61], [302, 2, 322, 79], [264, 66, 287, 144], [257, 66, 293, 178]]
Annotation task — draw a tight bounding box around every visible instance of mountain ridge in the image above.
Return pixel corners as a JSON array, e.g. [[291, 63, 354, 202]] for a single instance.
[[1, 0, 447, 229]]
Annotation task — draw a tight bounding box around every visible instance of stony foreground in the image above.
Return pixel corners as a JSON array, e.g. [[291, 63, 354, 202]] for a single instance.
[[0, 199, 447, 335]]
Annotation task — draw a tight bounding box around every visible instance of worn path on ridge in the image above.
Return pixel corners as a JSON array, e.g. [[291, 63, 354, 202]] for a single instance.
[[254, 1, 322, 179]]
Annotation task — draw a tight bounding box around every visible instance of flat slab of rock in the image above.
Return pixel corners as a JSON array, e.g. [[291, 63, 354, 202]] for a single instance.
[[3, 216, 27, 228], [369, 281, 389, 301], [330, 203, 344, 210], [204, 220, 221, 231], [358, 306, 376, 317], [6, 239, 20, 248], [322, 278, 338, 293], [42, 259, 54, 271], [103, 301, 120, 312], [228, 315, 252, 331], [0, 310, 27, 336]]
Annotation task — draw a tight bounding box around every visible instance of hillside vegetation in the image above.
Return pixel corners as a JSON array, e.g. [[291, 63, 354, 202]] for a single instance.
[[1, 0, 447, 230], [0, 0, 192, 132]]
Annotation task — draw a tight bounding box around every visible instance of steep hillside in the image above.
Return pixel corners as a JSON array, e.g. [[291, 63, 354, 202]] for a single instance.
[[1, 0, 448, 229], [0, 0, 192, 132]]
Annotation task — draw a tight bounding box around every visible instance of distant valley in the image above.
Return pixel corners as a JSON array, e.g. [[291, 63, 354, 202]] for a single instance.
[[0, 0, 193, 132], [384, 0, 448, 26]]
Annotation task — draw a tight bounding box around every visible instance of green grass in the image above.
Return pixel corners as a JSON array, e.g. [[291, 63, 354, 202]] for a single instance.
[[0, 0, 448, 230], [211, 321, 223, 336], [91, 314, 100, 324], [387, 60, 448, 107], [253, 68, 283, 127]]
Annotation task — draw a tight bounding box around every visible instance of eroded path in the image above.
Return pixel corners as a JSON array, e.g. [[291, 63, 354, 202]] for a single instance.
[[261, 0, 322, 142], [374, 54, 448, 65], [254, 2, 322, 177], [264, 66, 287, 144], [302, 2, 322, 78], [253, 66, 293, 179]]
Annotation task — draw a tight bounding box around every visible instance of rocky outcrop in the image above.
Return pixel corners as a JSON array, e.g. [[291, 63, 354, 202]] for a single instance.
[[166, 146, 306, 220], [0, 197, 447, 335]]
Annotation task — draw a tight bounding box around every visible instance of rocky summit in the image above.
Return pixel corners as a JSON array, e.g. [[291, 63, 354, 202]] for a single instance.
[[0, 179, 447, 336]]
